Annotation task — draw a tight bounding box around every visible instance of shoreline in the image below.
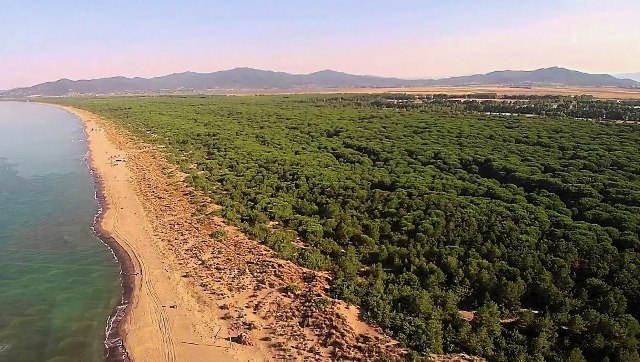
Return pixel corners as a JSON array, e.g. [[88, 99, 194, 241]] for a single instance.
[[91, 172, 134, 362], [54, 105, 250, 362], [33, 101, 134, 361], [79, 107, 135, 362], [54, 104, 171, 361]]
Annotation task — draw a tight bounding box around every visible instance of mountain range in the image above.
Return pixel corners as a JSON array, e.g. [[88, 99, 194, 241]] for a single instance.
[[2, 66, 638, 97]]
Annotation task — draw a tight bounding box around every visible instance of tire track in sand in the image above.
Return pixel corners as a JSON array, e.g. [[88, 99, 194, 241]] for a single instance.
[[113, 209, 177, 362]]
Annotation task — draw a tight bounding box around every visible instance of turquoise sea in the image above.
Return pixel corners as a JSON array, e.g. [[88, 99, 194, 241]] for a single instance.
[[0, 102, 121, 362]]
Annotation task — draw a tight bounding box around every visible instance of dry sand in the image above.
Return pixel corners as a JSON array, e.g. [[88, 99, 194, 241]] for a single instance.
[[54, 105, 420, 361]]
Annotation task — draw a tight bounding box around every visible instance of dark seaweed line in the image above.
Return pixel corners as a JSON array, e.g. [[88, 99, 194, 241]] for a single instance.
[[85, 154, 134, 362]]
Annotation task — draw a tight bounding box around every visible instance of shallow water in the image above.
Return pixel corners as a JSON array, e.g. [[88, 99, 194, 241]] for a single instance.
[[0, 102, 121, 362]]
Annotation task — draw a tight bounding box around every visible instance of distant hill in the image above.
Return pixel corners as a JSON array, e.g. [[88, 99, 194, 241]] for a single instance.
[[433, 67, 640, 87], [2, 67, 638, 97], [616, 73, 640, 82]]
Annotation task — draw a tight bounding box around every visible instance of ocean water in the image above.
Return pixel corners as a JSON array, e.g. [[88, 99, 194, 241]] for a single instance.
[[0, 102, 121, 362]]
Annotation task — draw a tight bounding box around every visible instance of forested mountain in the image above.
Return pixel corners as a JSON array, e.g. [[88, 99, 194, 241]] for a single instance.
[[54, 95, 640, 361], [2, 67, 638, 97]]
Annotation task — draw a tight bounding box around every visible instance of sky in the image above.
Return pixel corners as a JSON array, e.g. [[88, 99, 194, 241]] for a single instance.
[[1, 0, 639, 89]]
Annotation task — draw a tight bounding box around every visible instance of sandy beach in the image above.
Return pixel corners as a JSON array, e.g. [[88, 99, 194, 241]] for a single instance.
[[60, 106, 252, 362], [53, 105, 415, 362]]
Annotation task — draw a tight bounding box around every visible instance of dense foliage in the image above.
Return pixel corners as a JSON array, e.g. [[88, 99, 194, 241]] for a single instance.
[[374, 94, 640, 121], [56, 95, 640, 361]]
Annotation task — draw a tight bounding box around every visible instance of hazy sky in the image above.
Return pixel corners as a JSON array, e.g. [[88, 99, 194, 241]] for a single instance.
[[1, 0, 639, 89]]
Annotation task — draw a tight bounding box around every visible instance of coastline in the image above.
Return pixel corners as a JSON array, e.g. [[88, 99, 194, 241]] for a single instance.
[[49, 104, 413, 362], [91, 172, 134, 362], [55, 105, 255, 362]]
